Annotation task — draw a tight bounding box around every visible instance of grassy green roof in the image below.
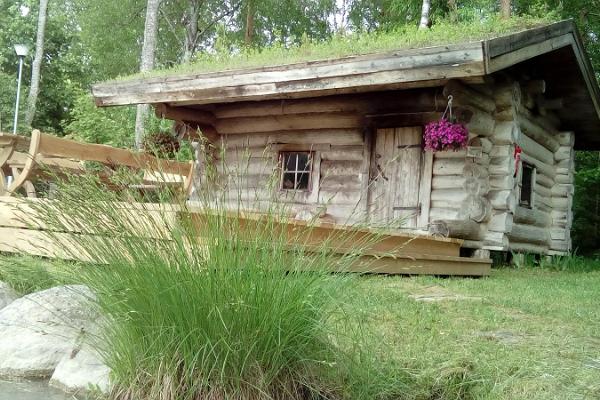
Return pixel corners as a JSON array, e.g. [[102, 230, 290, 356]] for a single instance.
[[118, 15, 556, 82]]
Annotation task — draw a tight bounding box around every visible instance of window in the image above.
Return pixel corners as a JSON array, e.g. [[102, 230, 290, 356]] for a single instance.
[[520, 162, 535, 208], [280, 151, 312, 191]]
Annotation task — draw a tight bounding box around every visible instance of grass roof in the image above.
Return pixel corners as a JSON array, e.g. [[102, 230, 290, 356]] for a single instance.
[[117, 15, 557, 82]]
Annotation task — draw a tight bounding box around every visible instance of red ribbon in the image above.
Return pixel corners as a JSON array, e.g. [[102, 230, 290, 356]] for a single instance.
[[513, 145, 522, 177]]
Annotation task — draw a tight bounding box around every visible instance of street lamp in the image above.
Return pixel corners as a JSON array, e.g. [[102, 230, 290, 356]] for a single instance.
[[13, 44, 29, 134]]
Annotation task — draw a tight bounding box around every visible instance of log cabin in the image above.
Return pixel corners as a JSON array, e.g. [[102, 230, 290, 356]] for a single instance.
[[91, 20, 600, 259]]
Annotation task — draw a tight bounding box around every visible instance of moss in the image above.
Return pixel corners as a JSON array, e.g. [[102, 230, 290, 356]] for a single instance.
[[113, 16, 557, 82]]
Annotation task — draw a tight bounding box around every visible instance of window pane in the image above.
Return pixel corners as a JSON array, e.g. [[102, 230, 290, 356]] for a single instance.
[[296, 172, 310, 189], [282, 173, 296, 189], [283, 153, 296, 171], [295, 153, 310, 172], [520, 164, 533, 207]]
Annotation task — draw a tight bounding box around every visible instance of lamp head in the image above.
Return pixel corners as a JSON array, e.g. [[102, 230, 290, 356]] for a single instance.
[[14, 44, 29, 57]]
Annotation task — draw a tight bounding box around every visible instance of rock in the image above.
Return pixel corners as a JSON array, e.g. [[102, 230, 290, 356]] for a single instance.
[[0, 281, 18, 310], [50, 345, 110, 394], [0, 285, 97, 378]]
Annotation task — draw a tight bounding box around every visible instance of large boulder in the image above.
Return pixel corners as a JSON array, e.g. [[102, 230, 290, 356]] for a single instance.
[[0, 285, 97, 378], [50, 344, 110, 394], [0, 281, 18, 310]]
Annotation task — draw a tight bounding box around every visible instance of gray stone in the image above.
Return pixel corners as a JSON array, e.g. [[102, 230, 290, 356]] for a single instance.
[[0, 285, 97, 378], [50, 345, 110, 394], [0, 281, 18, 310]]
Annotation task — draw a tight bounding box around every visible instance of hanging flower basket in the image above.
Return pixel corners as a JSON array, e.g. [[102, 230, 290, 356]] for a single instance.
[[424, 95, 468, 152]]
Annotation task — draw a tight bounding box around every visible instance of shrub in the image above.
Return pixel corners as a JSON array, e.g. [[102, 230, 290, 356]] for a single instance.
[[24, 168, 407, 400]]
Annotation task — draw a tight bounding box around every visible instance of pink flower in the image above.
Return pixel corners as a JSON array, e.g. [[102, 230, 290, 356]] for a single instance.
[[424, 119, 468, 152]]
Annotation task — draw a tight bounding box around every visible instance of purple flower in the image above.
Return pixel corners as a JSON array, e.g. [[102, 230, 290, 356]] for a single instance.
[[424, 119, 468, 152]]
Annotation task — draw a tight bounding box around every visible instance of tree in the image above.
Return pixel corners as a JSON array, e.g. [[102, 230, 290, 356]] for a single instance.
[[24, 0, 49, 128], [419, 0, 431, 28], [500, 0, 511, 18], [134, 0, 162, 149]]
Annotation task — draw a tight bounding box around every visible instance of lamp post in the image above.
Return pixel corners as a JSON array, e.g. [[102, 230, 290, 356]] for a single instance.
[[13, 44, 29, 135]]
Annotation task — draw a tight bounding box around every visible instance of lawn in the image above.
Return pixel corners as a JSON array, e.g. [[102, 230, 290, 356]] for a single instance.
[[1, 254, 599, 399], [350, 267, 600, 399]]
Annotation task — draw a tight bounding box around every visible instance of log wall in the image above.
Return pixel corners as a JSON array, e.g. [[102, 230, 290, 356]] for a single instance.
[[434, 78, 574, 255], [187, 80, 575, 255]]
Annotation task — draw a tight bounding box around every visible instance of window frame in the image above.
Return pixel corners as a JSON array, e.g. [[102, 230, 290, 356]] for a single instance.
[[519, 161, 536, 209], [278, 151, 314, 192]]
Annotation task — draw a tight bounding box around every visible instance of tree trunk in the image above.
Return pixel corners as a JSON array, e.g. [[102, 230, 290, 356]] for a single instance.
[[500, 0, 511, 19], [135, 0, 162, 149], [182, 0, 200, 63], [24, 0, 49, 128], [419, 0, 431, 29], [244, 0, 254, 46]]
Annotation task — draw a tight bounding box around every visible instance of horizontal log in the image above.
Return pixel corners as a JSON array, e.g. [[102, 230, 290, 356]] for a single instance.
[[555, 173, 573, 184], [549, 227, 569, 241], [518, 133, 554, 165], [490, 145, 513, 158], [517, 114, 559, 152], [535, 173, 554, 189], [489, 175, 515, 190], [155, 103, 217, 126], [487, 211, 513, 233], [483, 230, 509, 249], [429, 207, 463, 220], [495, 82, 521, 108], [432, 175, 465, 190], [489, 156, 513, 175], [509, 241, 549, 255], [443, 80, 496, 113], [462, 163, 488, 179], [320, 147, 365, 161], [433, 158, 465, 176], [321, 160, 362, 177], [554, 146, 573, 162], [508, 222, 549, 245], [433, 219, 485, 240], [487, 190, 516, 211], [431, 189, 468, 203], [520, 153, 556, 179], [492, 121, 520, 145], [556, 131, 575, 147], [455, 106, 496, 136], [551, 184, 573, 197], [216, 113, 363, 134], [534, 183, 552, 199], [549, 239, 571, 252], [514, 206, 551, 227]]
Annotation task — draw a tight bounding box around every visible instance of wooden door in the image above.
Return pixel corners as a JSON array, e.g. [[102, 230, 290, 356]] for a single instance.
[[368, 127, 427, 229]]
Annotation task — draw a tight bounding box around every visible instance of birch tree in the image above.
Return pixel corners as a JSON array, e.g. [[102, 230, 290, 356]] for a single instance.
[[500, 0, 511, 19], [135, 0, 162, 149], [419, 0, 431, 29], [24, 0, 49, 128]]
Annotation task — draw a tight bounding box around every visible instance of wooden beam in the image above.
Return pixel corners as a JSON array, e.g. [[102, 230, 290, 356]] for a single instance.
[[155, 103, 216, 126]]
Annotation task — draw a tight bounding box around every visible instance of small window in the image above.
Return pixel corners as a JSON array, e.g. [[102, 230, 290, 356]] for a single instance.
[[280, 151, 312, 191], [520, 162, 535, 208]]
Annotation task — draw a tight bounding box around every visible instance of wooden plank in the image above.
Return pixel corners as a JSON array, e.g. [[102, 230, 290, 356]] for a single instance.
[[92, 43, 484, 106], [216, 113, 363, 134], [486, 20, 574, 58]]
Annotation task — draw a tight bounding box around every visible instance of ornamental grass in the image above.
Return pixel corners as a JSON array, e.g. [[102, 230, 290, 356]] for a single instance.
[[19, 166, 409, 400]]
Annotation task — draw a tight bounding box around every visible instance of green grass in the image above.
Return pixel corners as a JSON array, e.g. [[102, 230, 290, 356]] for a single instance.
[[2, 252, 598, 399], [116, 15, 556, 82]]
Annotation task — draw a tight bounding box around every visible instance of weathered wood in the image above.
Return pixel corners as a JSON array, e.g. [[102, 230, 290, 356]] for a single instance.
[[433, 158, 464, 176], [492, 121, 520, 144], [487, 190, 516, 211], [494, 81, 522, 108], [509, 241, 549, 254], [443, 80, 496, 113], [518, 133, 554, 165], [508, 222, 549, 245], [517, 114, 560, 152], [488, 211, 513, 232], [489, 175, 515, 190], [217, 113, 363, 134], [514, 206, 551, 227], [93, 42, 485, 106]]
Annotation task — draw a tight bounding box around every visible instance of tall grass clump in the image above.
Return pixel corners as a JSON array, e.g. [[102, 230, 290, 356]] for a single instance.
[[16, 167, 406, 400]]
